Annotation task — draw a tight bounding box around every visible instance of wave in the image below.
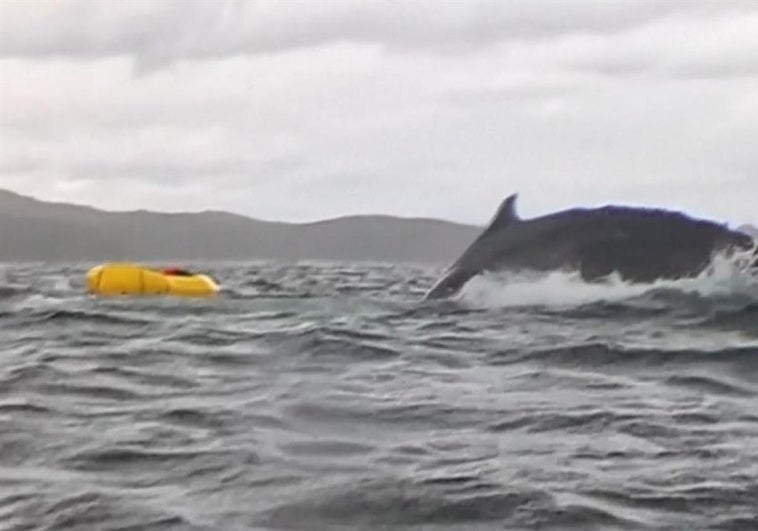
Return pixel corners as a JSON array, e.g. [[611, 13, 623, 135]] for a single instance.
[[0, 284, 32, 300], [2, 261, 757, 530], [456, 249, 758, 311], [5, 490, 194, 531], [488, 342, 758, 373], [259, 476, 640, 530]]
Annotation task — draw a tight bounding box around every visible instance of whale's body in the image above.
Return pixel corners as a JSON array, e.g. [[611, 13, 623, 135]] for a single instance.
[[424, 194, 756, 300]]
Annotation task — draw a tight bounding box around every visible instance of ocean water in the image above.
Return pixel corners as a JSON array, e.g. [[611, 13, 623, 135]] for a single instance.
[[1, 260, 757, 530]]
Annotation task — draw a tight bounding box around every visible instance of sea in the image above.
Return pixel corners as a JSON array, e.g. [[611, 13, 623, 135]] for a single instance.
[[1, 258, 757, 531]]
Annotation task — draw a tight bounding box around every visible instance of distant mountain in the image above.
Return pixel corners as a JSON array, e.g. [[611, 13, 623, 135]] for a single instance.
[[738, 224, 758, 240], [0, 188, 480, 263]]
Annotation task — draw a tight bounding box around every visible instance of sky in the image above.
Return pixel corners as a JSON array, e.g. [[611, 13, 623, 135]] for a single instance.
[[1, 0, 757, 226]]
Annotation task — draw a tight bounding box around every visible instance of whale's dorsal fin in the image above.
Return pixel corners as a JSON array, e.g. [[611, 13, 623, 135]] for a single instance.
[[481, 194, 519, 237]]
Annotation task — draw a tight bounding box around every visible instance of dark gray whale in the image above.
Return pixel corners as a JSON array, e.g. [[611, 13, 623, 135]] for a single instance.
[[424, 194, 757, 300]]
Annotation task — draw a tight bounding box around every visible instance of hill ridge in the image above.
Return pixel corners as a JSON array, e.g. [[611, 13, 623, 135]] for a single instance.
[[0, 188, 479, 263]]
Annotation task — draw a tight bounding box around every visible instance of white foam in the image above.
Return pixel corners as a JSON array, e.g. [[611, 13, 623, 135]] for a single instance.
[[47, 275, 74, 292], [12, 293, 64, 311], [456, 248, 758, 310]]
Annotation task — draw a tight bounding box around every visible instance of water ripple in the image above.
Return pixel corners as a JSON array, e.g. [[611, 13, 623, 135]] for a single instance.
[[1, 261, 757, 529]]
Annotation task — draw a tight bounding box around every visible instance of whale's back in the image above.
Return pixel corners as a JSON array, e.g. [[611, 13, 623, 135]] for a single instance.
[[535, 206, 754, 281]]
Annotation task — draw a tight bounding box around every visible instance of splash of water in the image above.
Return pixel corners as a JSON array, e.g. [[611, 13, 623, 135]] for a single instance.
[[457, 247, 758, 310]]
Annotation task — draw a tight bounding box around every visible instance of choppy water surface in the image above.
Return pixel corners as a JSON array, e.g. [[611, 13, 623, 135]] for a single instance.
[[1, 261, 757, 530]]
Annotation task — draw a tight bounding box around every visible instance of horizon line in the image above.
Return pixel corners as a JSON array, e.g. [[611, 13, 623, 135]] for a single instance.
[[1, 186, 755, 230]]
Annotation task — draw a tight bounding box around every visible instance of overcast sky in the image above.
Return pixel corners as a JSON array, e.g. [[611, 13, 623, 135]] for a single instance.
[[1, 0, 756, 226]]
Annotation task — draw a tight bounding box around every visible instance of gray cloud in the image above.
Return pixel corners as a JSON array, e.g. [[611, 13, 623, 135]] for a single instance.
[[2, 1, 755, 68], [1, 0, 757, 225]]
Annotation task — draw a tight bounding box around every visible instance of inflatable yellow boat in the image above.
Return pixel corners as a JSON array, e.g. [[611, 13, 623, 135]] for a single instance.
[[86, 263, 219, 298]]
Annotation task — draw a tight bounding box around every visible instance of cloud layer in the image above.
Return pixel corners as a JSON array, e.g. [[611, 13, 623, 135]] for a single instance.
[[1, 0, 757, 224]]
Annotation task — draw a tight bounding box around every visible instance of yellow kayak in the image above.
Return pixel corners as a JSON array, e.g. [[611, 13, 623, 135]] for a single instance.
[[85, 263, 219, 297]]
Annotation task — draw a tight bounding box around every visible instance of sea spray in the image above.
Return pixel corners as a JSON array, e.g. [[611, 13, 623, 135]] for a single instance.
[[457, 248, 758, 310]]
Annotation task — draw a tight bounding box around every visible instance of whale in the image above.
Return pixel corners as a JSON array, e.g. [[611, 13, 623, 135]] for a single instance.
[[424, 194, 757, 300]]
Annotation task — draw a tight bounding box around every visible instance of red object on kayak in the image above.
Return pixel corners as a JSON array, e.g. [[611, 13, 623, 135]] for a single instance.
[[163, 267, 192, 276]]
